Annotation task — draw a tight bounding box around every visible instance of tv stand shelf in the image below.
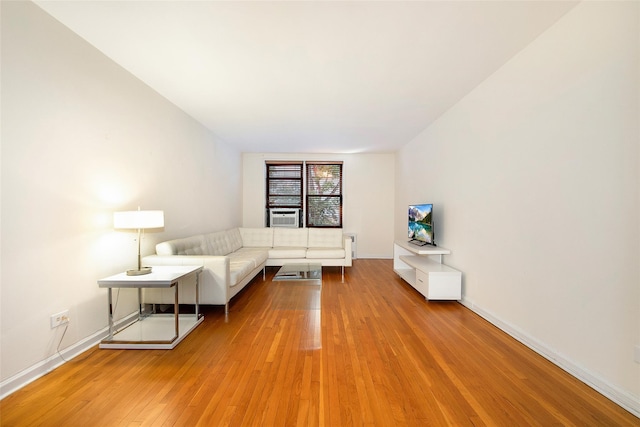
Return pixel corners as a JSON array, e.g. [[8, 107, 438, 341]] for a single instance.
[[393, 240, 461, 300]]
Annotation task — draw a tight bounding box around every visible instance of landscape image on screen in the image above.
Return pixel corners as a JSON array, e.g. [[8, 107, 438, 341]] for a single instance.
[[408, 204, 433, 244]]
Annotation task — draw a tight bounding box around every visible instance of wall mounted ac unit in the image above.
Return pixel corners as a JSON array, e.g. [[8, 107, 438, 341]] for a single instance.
[[269, 208, 300, 228], [344, 233, 357, 259]]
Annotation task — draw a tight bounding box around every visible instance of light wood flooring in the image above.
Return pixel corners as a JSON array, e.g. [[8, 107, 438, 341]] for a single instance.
[[1, 259, 637, 426]]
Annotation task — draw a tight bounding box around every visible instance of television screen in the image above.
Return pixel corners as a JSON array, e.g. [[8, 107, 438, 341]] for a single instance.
[[408, 203, 434, 246]]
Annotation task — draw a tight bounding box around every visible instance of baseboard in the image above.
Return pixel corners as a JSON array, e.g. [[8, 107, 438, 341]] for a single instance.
[[0, 312, 137, 400], [459, 298, 640, 418]]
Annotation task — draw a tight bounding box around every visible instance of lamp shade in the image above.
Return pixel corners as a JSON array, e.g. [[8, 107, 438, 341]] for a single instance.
[[114, 210, 164, 230]]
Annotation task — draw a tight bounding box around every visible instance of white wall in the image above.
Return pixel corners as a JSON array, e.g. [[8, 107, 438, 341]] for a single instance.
[[0, 1, 242, 393], [243, 153, 395, 258], [396, 1, 639, 414]]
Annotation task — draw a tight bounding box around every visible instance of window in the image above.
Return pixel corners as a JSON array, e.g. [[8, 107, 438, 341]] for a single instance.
[[266, 162, 303, 209], [306, 162, 342, 227], [265, 161, 343, 228]]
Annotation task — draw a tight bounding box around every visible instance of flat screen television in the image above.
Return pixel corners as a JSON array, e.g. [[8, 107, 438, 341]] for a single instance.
[[408, 203, 434, 246]]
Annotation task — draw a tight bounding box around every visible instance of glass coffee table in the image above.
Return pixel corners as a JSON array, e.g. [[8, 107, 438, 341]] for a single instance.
[[273, 263, 322, 284]]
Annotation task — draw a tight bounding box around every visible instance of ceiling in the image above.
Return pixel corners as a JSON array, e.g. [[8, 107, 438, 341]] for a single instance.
[[35, 1, 577, 154]]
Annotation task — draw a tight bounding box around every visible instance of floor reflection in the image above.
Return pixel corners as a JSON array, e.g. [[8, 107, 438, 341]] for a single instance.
[[272, 281, 322, 350]]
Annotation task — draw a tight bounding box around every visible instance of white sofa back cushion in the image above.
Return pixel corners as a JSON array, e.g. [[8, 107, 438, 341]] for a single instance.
[[273, 228, 308, 247], [227, 228, 244, 253], [156, 235, 208, 256], [203, 228, 243, 255], [156, 228, 242, 256], [308, 228, 343, 248], [239, 228, 274, 247]]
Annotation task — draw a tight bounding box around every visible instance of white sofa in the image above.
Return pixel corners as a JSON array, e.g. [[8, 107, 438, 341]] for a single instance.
[[141, 227, 352, 313]]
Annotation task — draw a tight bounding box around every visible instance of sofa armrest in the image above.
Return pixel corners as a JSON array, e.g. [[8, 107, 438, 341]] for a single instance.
[[343, 235, 353, 266], [144, 254, 230, 283], [142, 255, 231, 304], [143, 254, 205, 267]]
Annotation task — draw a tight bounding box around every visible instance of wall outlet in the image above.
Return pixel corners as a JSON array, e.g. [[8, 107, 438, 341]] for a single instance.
[[635, 345, 640, 364], [50, 310, 70, 329]]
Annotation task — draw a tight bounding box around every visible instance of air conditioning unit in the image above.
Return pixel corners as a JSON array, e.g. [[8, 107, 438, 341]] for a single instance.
[[344, 233, 357, 259], [269, 208, 300, 228]]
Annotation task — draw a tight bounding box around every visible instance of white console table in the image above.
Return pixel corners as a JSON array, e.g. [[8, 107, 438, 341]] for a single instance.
[[393, 240, 462, 300]]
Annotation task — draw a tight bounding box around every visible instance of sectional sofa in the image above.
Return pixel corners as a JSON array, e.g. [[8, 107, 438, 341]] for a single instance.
[[141, 227, 352, 313]]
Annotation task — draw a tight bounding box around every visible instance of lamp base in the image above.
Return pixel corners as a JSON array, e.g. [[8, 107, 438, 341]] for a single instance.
[[126, 267, 152, 276]]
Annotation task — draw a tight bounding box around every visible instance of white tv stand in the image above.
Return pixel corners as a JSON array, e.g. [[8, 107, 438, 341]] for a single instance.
[[393, 240, 462, 300]]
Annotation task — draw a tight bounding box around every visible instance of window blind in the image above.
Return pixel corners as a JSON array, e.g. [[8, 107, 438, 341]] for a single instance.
[[306, 162, 343, 227], [266, 162, 303, 208]]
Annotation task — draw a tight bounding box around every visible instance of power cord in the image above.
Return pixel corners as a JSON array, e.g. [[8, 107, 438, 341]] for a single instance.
[[56, 321, 70, 362], [55, 287, 121, 363]]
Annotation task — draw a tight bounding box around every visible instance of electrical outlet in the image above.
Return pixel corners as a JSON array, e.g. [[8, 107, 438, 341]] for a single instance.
[[50, 310, 70, 329], [635, 345, 640, 364]]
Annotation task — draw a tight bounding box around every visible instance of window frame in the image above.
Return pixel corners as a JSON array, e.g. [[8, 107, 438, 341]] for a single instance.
[[305, 161, 343, 228], [265, 160, 344, 228], [265, 161, 303, 226]]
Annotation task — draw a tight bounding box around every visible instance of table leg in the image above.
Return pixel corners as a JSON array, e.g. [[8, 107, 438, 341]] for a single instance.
[[174, 282, 179, 342], [107, 288, 114, 339], [195, 270, 200, 320]]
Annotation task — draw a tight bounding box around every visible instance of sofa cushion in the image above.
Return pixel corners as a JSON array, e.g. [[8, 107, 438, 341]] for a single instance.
[[308, 228, 343, 248], [204, 229, 242, 256], [273, 228, 308, 247], [269, 247, 308, 259], [306, 248, 346, 259], [239, 228, 274, 247], [156, 235, 208, 256], [229, 259, 256, 287], [231, 247, 269, 268], [226, 228, 244, 252]]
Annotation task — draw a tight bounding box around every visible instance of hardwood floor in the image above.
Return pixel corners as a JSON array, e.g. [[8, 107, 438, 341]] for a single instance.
[[1, 259, 637, 426]]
